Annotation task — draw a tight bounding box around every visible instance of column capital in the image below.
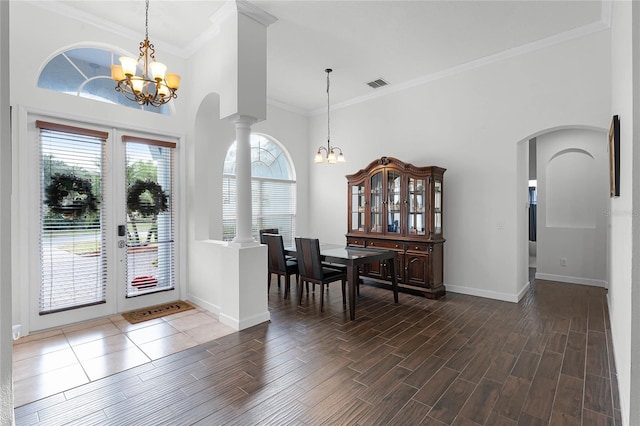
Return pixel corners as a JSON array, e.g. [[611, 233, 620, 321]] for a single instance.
[[232, 115, 257, 129]]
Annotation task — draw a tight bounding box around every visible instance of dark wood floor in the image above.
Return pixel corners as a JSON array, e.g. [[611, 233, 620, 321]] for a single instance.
[[15, 273, 620, 425]]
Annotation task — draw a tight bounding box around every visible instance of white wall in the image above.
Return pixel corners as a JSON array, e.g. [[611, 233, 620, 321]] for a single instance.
[[307, 30, 611, 302], [516, 139, 529, 297], [535, 129, 608, 287], [0, 0, 13, 423], [608, 1, 638, 424]]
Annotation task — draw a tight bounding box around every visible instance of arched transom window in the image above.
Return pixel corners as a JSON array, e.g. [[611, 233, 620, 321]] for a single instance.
[[223, 134, 296, 244], [38, 47, 170, 115]]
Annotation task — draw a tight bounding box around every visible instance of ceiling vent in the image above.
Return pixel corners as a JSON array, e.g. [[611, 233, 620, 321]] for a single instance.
[[366, 78, 389, 89]]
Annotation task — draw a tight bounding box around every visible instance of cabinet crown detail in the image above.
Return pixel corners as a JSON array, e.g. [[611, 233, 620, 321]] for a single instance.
[[345, 157, 446, 299]]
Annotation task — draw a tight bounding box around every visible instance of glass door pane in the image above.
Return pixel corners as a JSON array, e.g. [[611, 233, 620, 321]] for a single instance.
[[387, 171, 401, 234], [434, 180, 442, 235], [408, 177, 426, 236], [370, 172, 383, 233], [39, 127, 106, 314], [351, 182, 366, 232], [125, 142, 175, 296]]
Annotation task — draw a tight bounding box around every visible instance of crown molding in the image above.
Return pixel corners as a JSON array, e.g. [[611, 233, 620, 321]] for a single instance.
[[237, 0, 278, 27], [267, 98, 310, 117], [311, 17, 612, 116], [183, 1, 278, 58], [26, 0, 188, 59]]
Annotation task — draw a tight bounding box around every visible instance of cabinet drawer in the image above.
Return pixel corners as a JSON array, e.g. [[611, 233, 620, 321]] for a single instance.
[[347, 238, 365, 247], [367, 240, 402, 250], [406, 244, 430, 253]]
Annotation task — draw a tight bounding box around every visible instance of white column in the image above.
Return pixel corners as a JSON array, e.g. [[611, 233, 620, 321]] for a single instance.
[[232, 115, 256, 244]]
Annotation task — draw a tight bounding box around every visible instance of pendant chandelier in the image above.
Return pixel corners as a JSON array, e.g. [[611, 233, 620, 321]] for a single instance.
[[110, 0, 181, 107], [314, 68, 345, 164]]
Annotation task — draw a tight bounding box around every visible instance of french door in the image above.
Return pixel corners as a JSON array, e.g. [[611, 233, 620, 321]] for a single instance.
[[27, 118, 178, 331]]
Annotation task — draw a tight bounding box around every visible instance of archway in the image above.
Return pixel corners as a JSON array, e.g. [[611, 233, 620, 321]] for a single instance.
[[516, 126, 608, 298]]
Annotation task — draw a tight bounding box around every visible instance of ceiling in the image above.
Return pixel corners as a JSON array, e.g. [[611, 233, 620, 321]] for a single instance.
[[48, 0, 605, 114]]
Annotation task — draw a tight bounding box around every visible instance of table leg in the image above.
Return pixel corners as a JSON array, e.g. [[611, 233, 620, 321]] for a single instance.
[[389, 256, 398, 303], [347, 265, 357, 320]]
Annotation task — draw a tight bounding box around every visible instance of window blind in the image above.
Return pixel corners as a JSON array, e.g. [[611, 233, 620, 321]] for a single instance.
[[124, 136, 175, 297], [223, 175, 296, 246], [38, 121, 108, 314]]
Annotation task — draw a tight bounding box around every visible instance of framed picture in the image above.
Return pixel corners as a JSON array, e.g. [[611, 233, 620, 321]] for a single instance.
[[609, 114, 620, 197]]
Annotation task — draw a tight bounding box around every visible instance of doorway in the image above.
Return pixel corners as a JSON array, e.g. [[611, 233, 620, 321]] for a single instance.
[[21, 117, 179, 333], [523, 128, 608, 291]]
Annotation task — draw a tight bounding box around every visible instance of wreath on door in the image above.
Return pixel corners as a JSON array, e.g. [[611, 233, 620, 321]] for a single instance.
[[44, 173, 98, 220], [126, 179, 168, 216]]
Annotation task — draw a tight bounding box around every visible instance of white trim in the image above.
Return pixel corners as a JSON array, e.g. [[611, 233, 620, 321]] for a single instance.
[[187, 295, 220, 317], [27, 0, 186, 58], [267, 98, 310, 117], [219, 311, 270, 331], [236, 0, 278, 28], [17, 105, 184, 140], [445, 283, 522, 303], [601, 0, 613, 28], [607, 293, 629, 426], [535, 272, 607, 288], [518, 281, 531, 302], [309, 19, 611, 116]]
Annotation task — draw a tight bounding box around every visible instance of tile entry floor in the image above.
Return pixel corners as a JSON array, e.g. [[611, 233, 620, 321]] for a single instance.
[[12, 303, 236, 408]]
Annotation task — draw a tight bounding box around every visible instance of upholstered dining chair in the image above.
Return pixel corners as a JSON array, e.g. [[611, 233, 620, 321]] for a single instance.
[[295, 237, 347, 312], [264, 233, 298, 299]]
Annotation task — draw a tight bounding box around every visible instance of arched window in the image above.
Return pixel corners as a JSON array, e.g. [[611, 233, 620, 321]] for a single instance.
[[38, 47, 170, 115], [222, 134, 296, 244]]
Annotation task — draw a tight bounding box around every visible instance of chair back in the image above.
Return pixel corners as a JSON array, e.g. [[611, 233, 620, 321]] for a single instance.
[[259, 228, 279, 244], [295, 237, 324, 281], [264, 233, 287, 273]]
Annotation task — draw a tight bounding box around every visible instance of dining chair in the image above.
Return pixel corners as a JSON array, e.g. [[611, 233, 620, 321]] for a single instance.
[[295, 237, 347, 312], [259, 228, 279, 244], [264, 233, 298, 299]]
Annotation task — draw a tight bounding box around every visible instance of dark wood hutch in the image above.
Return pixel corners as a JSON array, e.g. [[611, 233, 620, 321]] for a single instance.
[[346, 157, 446, 299]]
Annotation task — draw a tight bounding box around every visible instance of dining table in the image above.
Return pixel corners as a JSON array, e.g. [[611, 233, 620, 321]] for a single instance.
[[285, 243, 398, 320]]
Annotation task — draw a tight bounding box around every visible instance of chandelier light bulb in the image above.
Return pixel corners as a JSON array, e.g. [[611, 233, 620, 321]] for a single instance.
[[165, 73, 181, 90], [149, 61, 167, 81], [119, 56, 138, 77], [110, 64, 125, 81]]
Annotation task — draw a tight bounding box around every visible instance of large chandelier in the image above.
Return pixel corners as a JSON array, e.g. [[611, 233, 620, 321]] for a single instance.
[[110, 0, 181, 107], [314, 68, 345, 164]]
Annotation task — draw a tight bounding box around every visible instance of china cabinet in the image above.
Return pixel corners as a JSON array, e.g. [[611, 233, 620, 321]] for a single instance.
[[346, 157, 446, 298]]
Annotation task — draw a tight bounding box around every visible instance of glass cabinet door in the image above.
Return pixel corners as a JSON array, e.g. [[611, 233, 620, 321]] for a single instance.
[[350, 182, 366, 232], [386, 170, 401, 234], [370, 172, 383, 233], [408, 177, 426, 236], [434, 179, 442, 235]]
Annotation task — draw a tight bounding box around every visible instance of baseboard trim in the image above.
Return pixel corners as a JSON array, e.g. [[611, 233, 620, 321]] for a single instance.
[[445, 283, 521, 303], [517, 281, 531, 302], [187, 294, 220, 317], [534, 273, 607, 288], [219, 311, 271, 331]]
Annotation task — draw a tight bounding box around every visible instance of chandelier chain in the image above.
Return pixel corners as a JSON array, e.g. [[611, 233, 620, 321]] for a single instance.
[[314, 68, 344, 163], [327, 69, 331, 144], [145, 0, 149, 40]]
